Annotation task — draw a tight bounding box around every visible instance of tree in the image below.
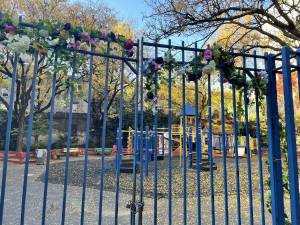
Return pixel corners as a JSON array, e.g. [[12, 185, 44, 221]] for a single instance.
[[0, 0, 136, 151], [145, 0, 300, 50]]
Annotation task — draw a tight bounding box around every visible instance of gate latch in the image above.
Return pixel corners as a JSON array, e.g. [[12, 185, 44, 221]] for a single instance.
[[126, 200, 144, 213]]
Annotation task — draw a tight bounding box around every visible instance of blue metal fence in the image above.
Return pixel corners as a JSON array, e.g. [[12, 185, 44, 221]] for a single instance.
[[0, 15, 299, 225]]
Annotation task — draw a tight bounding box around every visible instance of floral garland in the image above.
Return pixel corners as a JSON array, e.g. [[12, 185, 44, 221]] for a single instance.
[[142, 43, 268, 102], [0, 13, 135, 61]]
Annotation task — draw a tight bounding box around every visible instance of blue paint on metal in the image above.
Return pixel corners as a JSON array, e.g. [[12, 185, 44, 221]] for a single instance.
[[232, 83, 241, 225], [20, 51, 39, 225], [242, 50, 254, 225], [153, 40, 159, 225], [0, 54, 18, 225], [266, 54, 285, 225], [180, 104, 196, 116], [181, 41, 188, 225], [114, 50, 125, 225], [188, 126, 193, 169], [42, 51, 58, 225], [208, 73, 215, 225], [220, 71, 229, 225], [80, 47, 95, 225], [281, 47, 300, 225], [167, 39, 173, 225], [138, 37, 145, 225], [254, 51, 265, 225], [131, 39, 140, 225], [61, 52, 77, 225], [99, 42, 111, 225]]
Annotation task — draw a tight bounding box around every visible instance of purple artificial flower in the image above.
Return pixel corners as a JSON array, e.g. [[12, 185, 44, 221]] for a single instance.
[[90, 38, 97, 46], [223, 78, 228, 83], [69, 41, 81, 49], [124, 39, 134, 50], [80, 32, 90, 42], [126, 49, 134, 57], [203, 49, 213, 60], [150, 60, 160, 71], [101, 30, 108, 39], [4, 25, 17, 33]]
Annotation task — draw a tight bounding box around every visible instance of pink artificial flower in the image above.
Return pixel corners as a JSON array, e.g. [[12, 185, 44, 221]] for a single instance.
[[154, 62, 160, 70], [4, 25, 17, 33], [203, 49, 213, 60], [69, 41, 81, 49], [124, 39, 134, 50], [90, 38, 97, 46], [151, 61, 160, 70], [80, 32, 90, 42], [101, 30, 108, 39]]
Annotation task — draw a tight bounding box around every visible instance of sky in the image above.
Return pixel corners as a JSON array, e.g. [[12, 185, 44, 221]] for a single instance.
[[103, 0, 147, 30], [102, 0, 200, 46]]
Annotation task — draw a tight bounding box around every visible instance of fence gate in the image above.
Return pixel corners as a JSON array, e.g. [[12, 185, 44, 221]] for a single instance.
[[0, 14, 300, 225]]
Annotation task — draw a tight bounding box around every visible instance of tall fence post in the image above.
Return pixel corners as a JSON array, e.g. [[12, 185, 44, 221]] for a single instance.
[[281, 47, 300, 225], [266, 54, 285, 225]]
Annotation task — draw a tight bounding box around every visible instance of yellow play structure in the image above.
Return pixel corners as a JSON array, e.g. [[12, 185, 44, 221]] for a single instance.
[[123, 104, 258, 165]]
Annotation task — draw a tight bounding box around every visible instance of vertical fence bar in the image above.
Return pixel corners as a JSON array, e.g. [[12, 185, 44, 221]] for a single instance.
[[98, 42, 111, 225], [61, 51, 77, 225], [145, 126, 149, 177], [114, 53, 126, 225], [194, 42, 202, 225], [266, 54, 285, 225], [232, 83, 241, 225], [153, 40, 158, 225], [188, 126, 193, 168], [42, 50, 58, 225], [220, 69, 229, 225], [138, 37, 145, 225], [20, 51, 39, 225], [253, 51, 266, 225], [167, 39, 173, 225], [242, 50, 254, 225], [181, 41, 187, 225], [207, 73, 215, 225], [0, 54, 18, 225], [80, 47, 95, 225], [281, 47, 300, 225], [131, 39, 140, 225]]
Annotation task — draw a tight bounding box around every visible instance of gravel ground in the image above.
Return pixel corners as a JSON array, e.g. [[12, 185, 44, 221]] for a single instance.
[[39, 156, 269, 199], [0, 155, 278, 224]]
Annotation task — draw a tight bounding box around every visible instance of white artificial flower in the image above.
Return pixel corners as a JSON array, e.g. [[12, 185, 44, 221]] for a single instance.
[[20, 53, 32, 64], [0, 44, 5, 51], [177, 64, 190, 76], [202, 60, 216, 74], [47, 38, 60, 46], [39, 29, 49, 38], [7, 35, 31, 54], [257, 71, 268, 80]]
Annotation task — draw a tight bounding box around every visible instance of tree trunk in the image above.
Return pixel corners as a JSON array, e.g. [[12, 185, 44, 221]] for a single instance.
[[15, 111, 26, 152]]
